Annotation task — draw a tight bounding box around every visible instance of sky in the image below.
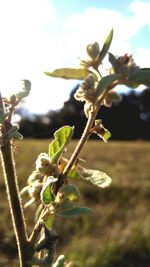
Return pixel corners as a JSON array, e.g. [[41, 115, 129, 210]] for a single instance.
[[0, 0, 150, 114]]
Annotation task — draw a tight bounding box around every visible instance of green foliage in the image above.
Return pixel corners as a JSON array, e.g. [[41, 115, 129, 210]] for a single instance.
[[40, 177, 57, 205], [98, 29, 113, 64], [15, 80, 31, 101], [44, 68, 95, 80], [69, 166, 111, 189], [57, 206, 93, 217], [6, 125, 23, 140], [49, 125, 74, 163], [128, 68, 150, 87], [95, 74, 121, 98], [1, 27, 150, 267], [59, 184, 80, 201], [93, 120, 111, 142], [80, 168, 111, 188], [108, 52, 121, 73], [44, 214, 54, 230]]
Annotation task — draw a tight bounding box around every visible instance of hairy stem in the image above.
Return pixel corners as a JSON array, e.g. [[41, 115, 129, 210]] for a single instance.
[[64, 109, 97, 173], [1, 140, 33, 267], [53, 82, 118, 195], [53, 106, 98, 195]]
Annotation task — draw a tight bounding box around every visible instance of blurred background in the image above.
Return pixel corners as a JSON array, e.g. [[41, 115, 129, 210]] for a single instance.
[[0, 0, 150, 266]]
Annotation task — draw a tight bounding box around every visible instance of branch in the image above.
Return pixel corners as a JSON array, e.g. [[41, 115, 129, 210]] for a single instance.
[[53, 80, 119, 195], [0, 140, 33, 267]]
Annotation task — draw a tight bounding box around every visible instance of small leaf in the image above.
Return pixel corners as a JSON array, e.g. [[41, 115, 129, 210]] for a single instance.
[[95, 74, 121, 98], [93, 121, 111, 143], [79, 168, 112, 188], [109, 52, 120, 72], [59, 184, 80, 201], [107, 91, 122, 103], [44, 68, 95, 80], [57, 206, 93, 217], [49, 126, 74, 163], [53, 255, 65, 267], [102, 130, 111, 143], [98, 29, 113, 64], [16, 80, 31, 100], [68, 167, 83, 180], [7, 125, 19, 133], [44, 215, 54, 229], [6, 125, 23, 140], [40, 177, 57, 205], [7, 130, 23, 140]]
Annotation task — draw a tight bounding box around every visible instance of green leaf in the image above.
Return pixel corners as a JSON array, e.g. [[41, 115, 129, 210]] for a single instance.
[[49, 125, 74, 163], [0, 109, 6, 124], [108, 91, 122, 103], [8, 131, 23, 140], [16, 80, 31, 100], [95, 74, 121, 98], [6, 126, 23, 140], [109, 52, 120, 72], [79, 168, 112, 188], [40, 177, 57, 205], [68, 165, 112, 188], [7, 125, 19, 133], [59, 184, 80, 201], [53, 255, 65, 267], [68, 167, 83, 180], [102, 131, 111, 143], [44, 215, 54, 229], [98, 29, 113, 64], [93, 120, 111, 143], [57, 206, 93, 217], [44, 68, 95, 80], [128, 68, 150, 87]]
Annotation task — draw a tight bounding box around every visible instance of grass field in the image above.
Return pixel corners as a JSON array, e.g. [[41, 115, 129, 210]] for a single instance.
[[0, 139, 150, 267]]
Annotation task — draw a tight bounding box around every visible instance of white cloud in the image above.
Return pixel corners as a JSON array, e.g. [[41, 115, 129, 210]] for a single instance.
[[0, 0, 150, 114], [130, 0, 150, 29], [134, 48, 150, 67]]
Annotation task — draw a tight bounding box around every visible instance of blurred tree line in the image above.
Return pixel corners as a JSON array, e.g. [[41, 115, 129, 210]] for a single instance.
[[18, 86, 150, 140]]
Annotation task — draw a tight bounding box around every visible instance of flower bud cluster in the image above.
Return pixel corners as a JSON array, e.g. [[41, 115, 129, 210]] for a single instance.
[[28, 180, 43, 203], [74, 75, 97, 117], [35, 153, 58, 176], [74, 75, 96, 102], [21, 153, 59, 208], [111, 53, 139, 77]]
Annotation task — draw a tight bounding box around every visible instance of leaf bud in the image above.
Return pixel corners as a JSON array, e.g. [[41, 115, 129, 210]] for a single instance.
[[87, 42, 100, 60], [28, 180, 43, 199], [93, 121, 111, 142], [16, 80, 31, 100], [28, 170, 44, 184], [84, 74, 96, 90], [36, 225, 58, 252], [35, 153, 57, 176]]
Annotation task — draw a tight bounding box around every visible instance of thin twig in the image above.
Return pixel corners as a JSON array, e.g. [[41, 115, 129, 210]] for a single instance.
[[53, 79, 120, 195]]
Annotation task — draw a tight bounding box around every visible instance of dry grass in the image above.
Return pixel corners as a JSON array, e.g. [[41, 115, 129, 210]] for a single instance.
[[0, 140, 150, 267]]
